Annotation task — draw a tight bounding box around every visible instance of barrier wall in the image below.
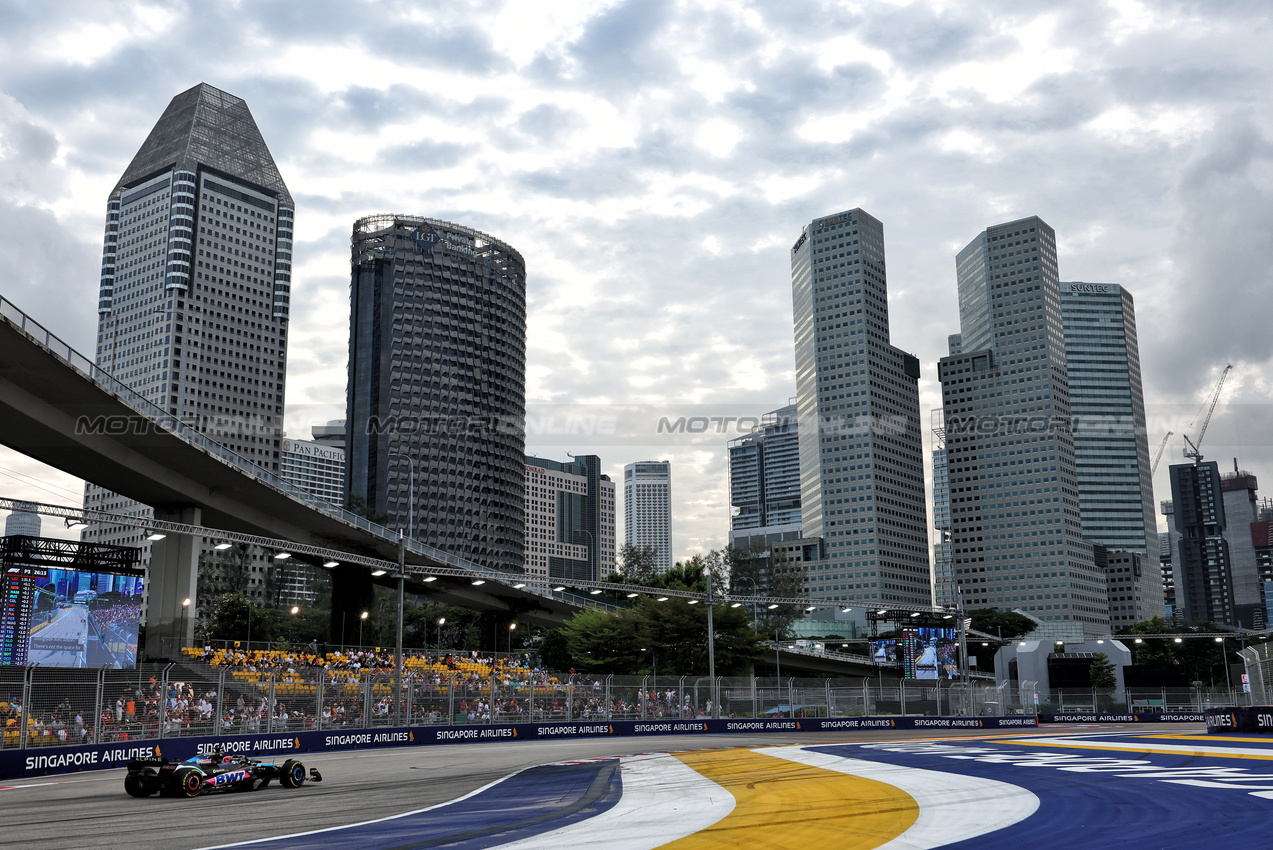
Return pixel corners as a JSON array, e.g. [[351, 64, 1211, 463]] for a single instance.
[[0, 715, 1040, 780], [1038, 713, 1206, 724], [1204, 706, 1273, 734]]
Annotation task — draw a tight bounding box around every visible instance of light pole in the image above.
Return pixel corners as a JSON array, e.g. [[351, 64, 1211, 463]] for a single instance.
[[703, 565, 716, 717], [436, 617, 446, 659], [1217, 636, 1232, 693], [508, 622, 517, 655], [289, 605, 299, 647], [181, 598, 191, 651], [359, 611, 368, 648]]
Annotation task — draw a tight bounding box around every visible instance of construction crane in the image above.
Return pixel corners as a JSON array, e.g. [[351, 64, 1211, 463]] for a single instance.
[[1150, 431, 1173, 475], [1182, 364, 1232, 464]]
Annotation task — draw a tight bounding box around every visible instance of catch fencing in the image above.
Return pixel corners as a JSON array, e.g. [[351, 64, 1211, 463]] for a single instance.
[[1, 662, 1031, 751]]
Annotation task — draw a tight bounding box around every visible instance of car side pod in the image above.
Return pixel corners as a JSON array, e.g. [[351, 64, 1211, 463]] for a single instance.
[[310, 768, 323, 783]]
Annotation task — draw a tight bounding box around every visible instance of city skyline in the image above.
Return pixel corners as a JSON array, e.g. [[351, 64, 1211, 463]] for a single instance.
[[1, 2, 1272, 567]]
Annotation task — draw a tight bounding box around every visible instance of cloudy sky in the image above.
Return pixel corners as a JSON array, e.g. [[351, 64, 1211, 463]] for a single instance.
[[1, 0, 1271, 559]]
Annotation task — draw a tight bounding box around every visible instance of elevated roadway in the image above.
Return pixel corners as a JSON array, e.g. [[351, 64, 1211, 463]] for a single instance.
[[0, 295, 597, 651]]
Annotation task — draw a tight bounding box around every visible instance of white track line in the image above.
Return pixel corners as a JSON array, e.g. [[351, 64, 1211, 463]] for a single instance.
[[495, 753, 734, 850], [757, 746, 1039, 850]]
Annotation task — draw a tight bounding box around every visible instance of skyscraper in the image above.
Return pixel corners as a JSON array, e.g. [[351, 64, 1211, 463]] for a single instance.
[[1168, 461, 1234, 625], [345, 215, 526, 574], [931, 410, 953, 608], [1060, 280, 1163, 625], [789, 208, 930, 610], [728, 403, 801, 537], [525, 455, 616, 583], [624, 461, 672, 573], [939, 216, 1108, 632], [82, 83, 294, 596], [3, 503, 40, 537], [1220, 466, 1261, 626]]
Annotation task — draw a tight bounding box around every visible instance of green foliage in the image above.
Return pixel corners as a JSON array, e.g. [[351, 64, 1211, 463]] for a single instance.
[[538, 629, 574, 671], [617, 543, 660, 584], [1090, 652, 1117, 690], [551, 567, 763, 676], [562, 608, 641, 672], [968, 608, 1036, 640], [1124, 616, 1177, 666]]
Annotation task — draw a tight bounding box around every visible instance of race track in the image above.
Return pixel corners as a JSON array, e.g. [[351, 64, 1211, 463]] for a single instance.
[[28, 606, 88, 667], [5, 723, 1259, 850]]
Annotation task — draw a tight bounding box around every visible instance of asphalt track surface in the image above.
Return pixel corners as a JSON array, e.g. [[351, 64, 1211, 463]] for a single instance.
[[28, 605, 88, 667], [0, 723, 1243, 850]]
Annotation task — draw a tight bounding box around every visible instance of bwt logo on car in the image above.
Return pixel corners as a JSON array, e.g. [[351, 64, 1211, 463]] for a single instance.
[[208, 769, 250, 787]]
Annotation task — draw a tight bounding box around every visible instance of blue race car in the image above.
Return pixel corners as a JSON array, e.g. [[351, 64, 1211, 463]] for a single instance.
[[124, 748, 321, 798]]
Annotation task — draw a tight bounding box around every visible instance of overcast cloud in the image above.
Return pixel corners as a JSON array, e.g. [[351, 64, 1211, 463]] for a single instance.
[[1, 0, 1272, 556]]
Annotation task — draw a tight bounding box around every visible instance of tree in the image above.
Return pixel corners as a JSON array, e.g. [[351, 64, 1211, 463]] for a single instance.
[[968, 608, 1036, 640], [616, 543, 660, 584], [549, 555, 764, 676], [561, 608, 641, 672], [196, 543, 255, 620], [1090, 652, 1117, 690], [1125, 615, 1177, 666]]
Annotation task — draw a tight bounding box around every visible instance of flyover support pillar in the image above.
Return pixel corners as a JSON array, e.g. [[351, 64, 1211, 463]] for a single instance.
[[145, 506, 202, 659]]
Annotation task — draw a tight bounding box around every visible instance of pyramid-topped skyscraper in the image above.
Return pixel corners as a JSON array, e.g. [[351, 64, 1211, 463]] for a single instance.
[[83, 84, 296, 610]]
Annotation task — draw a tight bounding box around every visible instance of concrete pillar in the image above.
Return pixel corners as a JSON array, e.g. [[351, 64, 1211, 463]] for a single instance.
[[145, 506, 202, 659]]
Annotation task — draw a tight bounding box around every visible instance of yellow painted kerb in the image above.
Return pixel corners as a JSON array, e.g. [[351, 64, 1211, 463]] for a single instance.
[[662, 748, 918, 850]]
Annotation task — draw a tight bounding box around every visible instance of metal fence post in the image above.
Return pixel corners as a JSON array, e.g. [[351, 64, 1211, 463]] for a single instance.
[[900, 679, 906, 716], [489, 666, 496, 724], [94, 666, 106, 745], [751, 675, 757, 719], [406, 680, 414, 726], [315, 670, 325, 730], [678, 676, 686, 718], [640, 676, 648, 721], [267, 673, 276, 735], [447, 672, 455, 725], [714, 676, 721, 719], [363, 671, 373, 728], [567, 683, 573, 722], [158, 663, 174, 740], [19, 665, 35, 750], [528, 670, 535, 721], [826, 680, 834, 718], [214, 667, 226, 736], [606, 675, 613, 720]]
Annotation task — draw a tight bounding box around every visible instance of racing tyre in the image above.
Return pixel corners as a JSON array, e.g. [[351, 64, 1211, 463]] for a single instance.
[[279, 759, 306, 789], [124, 771, 155, 798], [173, 767, 204, 798]]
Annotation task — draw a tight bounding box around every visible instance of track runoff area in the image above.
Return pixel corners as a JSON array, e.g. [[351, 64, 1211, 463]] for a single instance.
[[9, 722, 1273, 849]]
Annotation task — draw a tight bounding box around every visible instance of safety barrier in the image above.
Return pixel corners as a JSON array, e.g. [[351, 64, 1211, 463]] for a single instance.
[[0, 714, 1044, 779]]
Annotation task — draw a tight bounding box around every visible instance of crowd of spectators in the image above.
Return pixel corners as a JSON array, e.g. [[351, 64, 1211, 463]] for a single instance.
[[92, 602, 142, 632], [2, 647, 722, 749]]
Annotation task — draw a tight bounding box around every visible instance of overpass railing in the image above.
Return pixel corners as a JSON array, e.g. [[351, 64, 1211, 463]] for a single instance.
[[1, 661, 1039, 750]]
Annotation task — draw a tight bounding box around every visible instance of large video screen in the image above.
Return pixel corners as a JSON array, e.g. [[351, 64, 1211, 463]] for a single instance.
[[870, 628, 959, 679], [1, 565, 144, 668]]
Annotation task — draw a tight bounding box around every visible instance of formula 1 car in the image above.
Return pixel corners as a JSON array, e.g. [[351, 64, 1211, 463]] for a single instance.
[[124, 748, 322, 798]]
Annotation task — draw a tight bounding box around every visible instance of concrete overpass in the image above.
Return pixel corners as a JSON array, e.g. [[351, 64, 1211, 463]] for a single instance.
[[0, 294, 605, 653]]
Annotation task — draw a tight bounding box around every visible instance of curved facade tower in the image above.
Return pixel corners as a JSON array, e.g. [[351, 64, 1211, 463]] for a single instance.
[[345, 215, 527, 573]]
